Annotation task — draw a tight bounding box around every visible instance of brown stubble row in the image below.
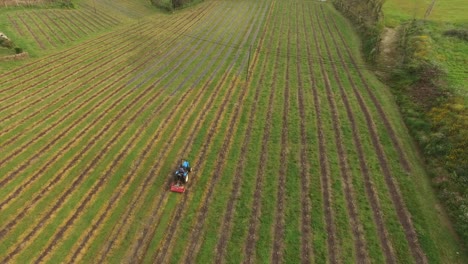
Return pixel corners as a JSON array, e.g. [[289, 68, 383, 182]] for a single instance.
[[319, 6, 427, 264]]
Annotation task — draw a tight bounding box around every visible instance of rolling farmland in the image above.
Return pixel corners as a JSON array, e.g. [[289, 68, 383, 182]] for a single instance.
[[0, 0, 465, 263]]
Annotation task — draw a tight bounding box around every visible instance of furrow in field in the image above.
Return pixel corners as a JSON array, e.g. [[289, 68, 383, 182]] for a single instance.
[[271, 3, 291, 263], [321, 7, 427, 263], [213, 2, 275, 262], [42, 11, 74, 42], [321, 7, 411, 173], [0, 14, 193, 144], [68, 10, 96, 33], [303, 4, 338, 263], [24, 11, 57, 47], [80, 3, 121, 25], [311, 5, 370, 263], [7, 14, 25, 36], [16, 13, 46, 49], [0, 9, 205, 167], [0, 56, 175, 262], [0, 25, 153, 132], [296, 4, 313, 263], [32, 11, 65, 44], [243, 7, 283, 262]]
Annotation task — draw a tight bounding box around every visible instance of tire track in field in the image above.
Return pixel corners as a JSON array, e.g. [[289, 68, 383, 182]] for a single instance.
[[321, 7, 411, 173], [0, 7, 213, 223], [315, 6, 397, 263], [1, 52, 177, 262], [321, 7, 426, 263], [303, 4, 338, 263], [296, 4, 313, 263], [243, 6, 283, 263], [272, 2, 291, 262], [311, 5, 369, 263], [213, 1, 275, 262]]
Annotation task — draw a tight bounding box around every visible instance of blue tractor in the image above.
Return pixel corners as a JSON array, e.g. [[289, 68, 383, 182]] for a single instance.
[[170, 159, 192, 193]]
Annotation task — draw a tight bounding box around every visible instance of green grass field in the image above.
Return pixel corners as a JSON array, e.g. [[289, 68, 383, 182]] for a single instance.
[[0, 0, 466, 263]]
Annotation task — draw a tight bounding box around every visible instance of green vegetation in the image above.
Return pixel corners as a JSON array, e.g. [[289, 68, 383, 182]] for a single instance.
[[0, 0, 466, 263], [377, 0, 468, 251]]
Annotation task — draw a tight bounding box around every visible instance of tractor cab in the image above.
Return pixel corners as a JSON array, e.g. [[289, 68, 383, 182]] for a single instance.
[[170, 159, 192, 193]]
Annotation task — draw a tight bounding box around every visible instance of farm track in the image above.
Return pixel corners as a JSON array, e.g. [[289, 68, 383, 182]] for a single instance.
[[319, 7, 427, 263], [311, 4, 370, 263], [0, 3, 215, 240]]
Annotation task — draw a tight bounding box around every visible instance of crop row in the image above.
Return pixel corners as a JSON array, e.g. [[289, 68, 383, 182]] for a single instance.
[[6, 7, 120, 50]]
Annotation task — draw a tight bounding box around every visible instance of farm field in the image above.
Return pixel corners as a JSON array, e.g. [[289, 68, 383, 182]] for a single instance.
[[0, 0, 466, 263]]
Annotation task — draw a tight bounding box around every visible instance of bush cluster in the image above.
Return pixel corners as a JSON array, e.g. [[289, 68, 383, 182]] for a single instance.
[[394, 20, 468, 247]]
